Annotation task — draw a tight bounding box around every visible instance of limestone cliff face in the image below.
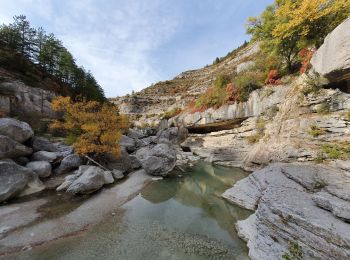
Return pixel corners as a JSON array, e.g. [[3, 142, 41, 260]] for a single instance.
[[111, 42, 260, 126]]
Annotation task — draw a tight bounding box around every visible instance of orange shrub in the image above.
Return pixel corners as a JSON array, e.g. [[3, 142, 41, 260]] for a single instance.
[[299, 48, 316, 74], [265, 70, 281, 85]]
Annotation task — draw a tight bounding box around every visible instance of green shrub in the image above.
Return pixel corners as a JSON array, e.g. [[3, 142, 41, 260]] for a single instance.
[[316, 102, 330, 114], [246, 133, 262, 144], [162, 107, 182, 120], [302, 73, 323, 95], [282, 241, 303, 260], [308, 125, 326, 137], [234, 71, 264, 102], [321, 143, 350, 160]]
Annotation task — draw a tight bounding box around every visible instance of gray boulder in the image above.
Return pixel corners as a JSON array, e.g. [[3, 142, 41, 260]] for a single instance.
[[311, 18, 350, 81], [0, 135, 33, 159], [26, 161, 52, 178], [129, 155, 142, 170], [111, 169, 124, 180], [0, 118, 34, 143], [31, 151, 58, 162], [136, 143, 177, 176], [32, 136, 58, 152], [54, 154, 82, 174], [127, 128, 145, 139], [14, 156, 30, 166], [105, 148, 132, 173], [119, 135, 136, 153], [64, 166, 108, 194], [0, 160, 31, 202], [102, 170, 114, 184]]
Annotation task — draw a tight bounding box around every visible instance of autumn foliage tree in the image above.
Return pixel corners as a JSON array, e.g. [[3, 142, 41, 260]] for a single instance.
[[247, 0, 350, 73], [50, 96, 129, 159]]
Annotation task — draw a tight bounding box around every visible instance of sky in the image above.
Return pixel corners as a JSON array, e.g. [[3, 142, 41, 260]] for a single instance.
[[0, 0, 273, 97]]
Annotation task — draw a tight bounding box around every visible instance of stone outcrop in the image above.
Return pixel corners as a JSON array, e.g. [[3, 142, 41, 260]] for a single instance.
[[223, 163, 350, 260], [0, 118, 34, 143], [311, 18, 350, 82]]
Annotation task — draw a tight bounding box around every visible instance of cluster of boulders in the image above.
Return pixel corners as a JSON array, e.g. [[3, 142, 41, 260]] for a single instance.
[[0, 117, 189, 203]]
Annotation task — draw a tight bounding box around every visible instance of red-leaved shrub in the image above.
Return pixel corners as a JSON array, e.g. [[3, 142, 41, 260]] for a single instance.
[[299, 48, 316, 74], [265, 70, 281, 85]]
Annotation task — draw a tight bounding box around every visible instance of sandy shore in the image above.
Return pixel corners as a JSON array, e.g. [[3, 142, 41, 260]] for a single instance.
[[0, 170, 152, 257]]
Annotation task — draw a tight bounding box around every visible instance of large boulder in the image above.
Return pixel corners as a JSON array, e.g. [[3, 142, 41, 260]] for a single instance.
[[105, 148, 133, 173], [136, 143, 177, 176], [311, 18, 350, 82], [0, 118, 34, 143], [0, 135, 33, 159], [31, 136, 58, 152], [0, 160, 31, 202], [26, 161, 52, 178], [119, 135, 136, 153], [127, 128, 145, 139], [59, 166, 111, 194], [31, 151, 58, 162], [54, 154, 82, 174]]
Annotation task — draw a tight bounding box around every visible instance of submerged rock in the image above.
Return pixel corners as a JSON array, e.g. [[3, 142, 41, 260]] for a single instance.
[[0, 118, 34, 143], [136, 143, 177, 176], [0, 135, 33, 159]]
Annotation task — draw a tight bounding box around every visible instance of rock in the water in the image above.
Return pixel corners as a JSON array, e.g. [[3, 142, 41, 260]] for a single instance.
[[223, 163, 350, 260], [31, 136, 58, 152], [0, 118, 34, 143], [0, 160, 31, 202], [54, 154, 82, 174], [311, 18, 350, 82], [136, 143, 177, 176], [0, 135, 33, 159], [25, 161, 52, 178], [31, 151, 58, 162], [105, 148, 132, 173], [119, 135, 136, 153]]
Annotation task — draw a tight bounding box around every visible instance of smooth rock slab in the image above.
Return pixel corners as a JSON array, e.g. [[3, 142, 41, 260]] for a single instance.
[[0, 118, 34, 143]]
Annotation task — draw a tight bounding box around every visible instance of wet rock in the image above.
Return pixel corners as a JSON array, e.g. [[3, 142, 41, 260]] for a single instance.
[[31, 151, 58, 162], [54, 154, 82, 174], [0, 160, 30, 202], [136, 143, 177, 176], [0, 118, 34, 143], [119, 135, 136, 153], [26, 161, 51, 178], [0, 135, 33, 159], [31, 136, 58, 152]]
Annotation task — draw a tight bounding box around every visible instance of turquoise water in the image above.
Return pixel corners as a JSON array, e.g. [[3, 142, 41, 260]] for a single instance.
[[11, 162, 251, 260]]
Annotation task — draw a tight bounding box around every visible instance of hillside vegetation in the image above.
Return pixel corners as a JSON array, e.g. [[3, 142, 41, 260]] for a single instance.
[[0, 15, 105, 101]]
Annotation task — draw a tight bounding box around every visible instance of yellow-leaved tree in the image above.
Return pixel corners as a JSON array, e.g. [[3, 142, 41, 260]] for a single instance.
[[50, 96, 129, 159]]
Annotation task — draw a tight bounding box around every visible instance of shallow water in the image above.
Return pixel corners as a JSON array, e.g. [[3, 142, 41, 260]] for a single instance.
[[11, 162, 252, 260]]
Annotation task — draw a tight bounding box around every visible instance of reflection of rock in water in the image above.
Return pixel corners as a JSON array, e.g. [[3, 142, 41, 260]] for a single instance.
[[141, 179, 179, 203]]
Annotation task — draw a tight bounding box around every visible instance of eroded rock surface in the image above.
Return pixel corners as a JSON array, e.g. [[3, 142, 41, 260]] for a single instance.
[[223, 163, 350, 260]]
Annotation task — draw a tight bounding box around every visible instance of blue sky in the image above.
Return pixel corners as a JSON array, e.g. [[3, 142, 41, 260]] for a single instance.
[[0, 0, 273, 97]]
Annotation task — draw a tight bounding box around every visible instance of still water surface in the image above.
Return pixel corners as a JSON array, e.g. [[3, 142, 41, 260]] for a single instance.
[[12, 162, 251, 260]]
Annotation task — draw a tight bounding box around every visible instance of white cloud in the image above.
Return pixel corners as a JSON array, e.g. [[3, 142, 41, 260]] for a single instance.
[[0, 0, 181, 97]]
